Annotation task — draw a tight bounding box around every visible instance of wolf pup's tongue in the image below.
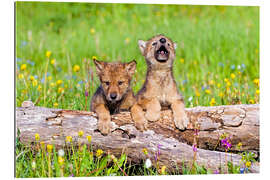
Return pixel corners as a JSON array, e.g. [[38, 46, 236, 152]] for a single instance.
[[161, 51, 165, 55]]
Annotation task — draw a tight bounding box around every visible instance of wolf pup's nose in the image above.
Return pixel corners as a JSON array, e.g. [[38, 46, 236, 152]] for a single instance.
[[160, 38, 166, 44], [110, 93, 117, 100]]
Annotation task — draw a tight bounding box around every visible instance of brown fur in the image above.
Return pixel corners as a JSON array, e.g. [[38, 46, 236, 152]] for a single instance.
[[91, 60, 137, 135], [131, 34, 189, 131]]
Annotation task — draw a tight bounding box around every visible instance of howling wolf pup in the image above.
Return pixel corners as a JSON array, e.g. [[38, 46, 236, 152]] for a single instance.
[[91, 59, 137, 135], [131, 34, 189, 131]]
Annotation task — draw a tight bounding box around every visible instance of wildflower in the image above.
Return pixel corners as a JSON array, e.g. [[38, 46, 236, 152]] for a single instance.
[[37, 85, 42, 91], [209, 80, 215, 85], [50, 82, 55, 87], [218, 92, 224, 97], [58, 156, 65, 166], [145, 158, 152, 168], [253, 78, 259, 86], [256, 89, 260, 95], [35, 133, 40, 141], [47, 144, 53, 153], [78, 130, 84, 137], [56, 80, 63, 85], [40, 141, 45, 148], [246, 161, 251, 168], [87, 135, 92, 143], [230, 64, 235, 70], [188, 96, 193, 102], [48, 76, 52, 81], [32, 79, 38, 86], [230, 73, 236, 79], [58, 149, 65, 157], [205, 89, 211, 94], [66, 136, 72, 143], [20, 64, 27, 71], [125, 37, 130, 44], [53, 102, 58, 107], [217, 83, 221, 88], [226, 81, 231, 87], [240, 167, 245, 174], [236, 142, 242, 150], [195, 90, 200, 97], [193, 61, 198, 65], [90, 28, 95, 34], [50, 59, 55, 65], [46, 51, 52, 58], [142, 148, 148, 155], [180, 58, 184, 63], [58, 87, 64, 94], [249, 99, 255, 104], [210, 98, 216, 106], [92, 56, 97, 60], [221, 138, 231, 150], [85, 91, 89, 97], [30, 75, 35, 81], [192, 144, 197, 152], [214, 169, 219, 174], [224, 78, 229, 83], [96, 149, 103, 158], [32, 161, 36, 170], [18, 74, 24, 79], [161, 165, 166, 175], [73, 65, 80, 72]]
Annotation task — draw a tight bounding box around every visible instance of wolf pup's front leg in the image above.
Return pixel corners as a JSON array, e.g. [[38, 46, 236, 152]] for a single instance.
[[94, 104, 111, 135], [171, 99, 189, 130]]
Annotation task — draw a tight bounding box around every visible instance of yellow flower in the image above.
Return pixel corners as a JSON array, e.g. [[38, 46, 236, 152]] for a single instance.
[[224, 78, 229, 83], [56, 80, 63, 85], [73, 65, 80, 72], [30, 75, 35, 81], [37, 85, 42, 91], [210, 98, 216, 106], [209, 80, 215, 85], [125, 37, 130, 44], [32, 79, 38, 87], [180, 58, 184, 64], [92, 56, 97, 60], [96, 149, 103, 158], [40, 141, 45, 148], [256, 89, 260, 95], [249, 99, 255, 104], [48, 76, 52, 81], [20, 64, 27, 71], [218, 92, 224, 97], [90, 28, 95, 34], [226, 81, 231, 87], [53, 102, 58, 107], [230, 73, 236, 79], [46, 51, 52, 58], [18, 74, 24, 79], [253, 78, 259, 86], [142, 148, 148, 155], [50, 59, 55, 65], [217, 83, 221, 88], [237, 142, 242, 150], [161, 165, 166, 175], [50, 82, 55, 87], [58, 156, 65, 166], [78, 130, 84, 137], [35, 133, 40, 141], [246, 161, 251, 168], [193, 61, 198, 65], [195, 90, 200, 97], [66, 136, 72, 143], [58, 87, 64, 94], [87, 135, 92, 143], [47, 144, 53, 153], [205, 89, 211, 94]]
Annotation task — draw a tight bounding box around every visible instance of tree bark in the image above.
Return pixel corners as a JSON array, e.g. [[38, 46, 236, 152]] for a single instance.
[[16, 102, 259, 173]]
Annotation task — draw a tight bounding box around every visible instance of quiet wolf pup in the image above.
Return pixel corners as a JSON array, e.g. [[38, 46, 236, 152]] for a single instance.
[[131, 34, 189, 131], [91, 59, 137, 135]]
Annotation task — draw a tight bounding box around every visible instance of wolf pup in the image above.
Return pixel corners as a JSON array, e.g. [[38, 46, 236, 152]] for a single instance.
[[131, 34, 189, 131], [91, 59, 137, 135]]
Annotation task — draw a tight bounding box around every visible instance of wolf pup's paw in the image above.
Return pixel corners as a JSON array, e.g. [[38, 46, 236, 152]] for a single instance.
[[134, 117, 148, 131], [98, 119, 111, 135], [174, 112, 189, 130], [145, 111, 160, 122]]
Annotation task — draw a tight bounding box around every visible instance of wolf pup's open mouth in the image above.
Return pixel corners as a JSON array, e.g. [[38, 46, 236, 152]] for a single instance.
[[154, 45, 169, 62]]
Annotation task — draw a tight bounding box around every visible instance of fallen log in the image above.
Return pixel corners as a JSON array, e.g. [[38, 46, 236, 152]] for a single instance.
[[16, 102, 259, 173]]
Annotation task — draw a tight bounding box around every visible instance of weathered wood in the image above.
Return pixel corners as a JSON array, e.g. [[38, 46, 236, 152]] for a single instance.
[[16, 103, 259, 173]]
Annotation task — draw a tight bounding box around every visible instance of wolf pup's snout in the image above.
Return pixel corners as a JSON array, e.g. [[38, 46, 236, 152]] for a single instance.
[[110, 92, 117, 100], [159, 38, 166, 44]]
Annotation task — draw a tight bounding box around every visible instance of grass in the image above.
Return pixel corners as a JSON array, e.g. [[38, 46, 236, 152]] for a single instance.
[[15, 2, 259, 177]]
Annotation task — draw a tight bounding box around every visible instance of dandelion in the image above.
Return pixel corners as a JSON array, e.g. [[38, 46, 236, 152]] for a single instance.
[[66, 136, 72, 143], [217, 83, 221, 88], [96, 149, 103, 158], [46, 51, 52, 58], [224, 78, 229, 83], [50, 59, 55, 65], [35, 133, 40, 141], [226, 81, 231, 87], [30, 75, 35, 81], [37, 85, 42, 91], [253, 78, 259, 86], [231, 73, 236, 79], [20, 64, 27, 71], [90, 28, 95, 34], [40, 141, 45, 148], [56, 80, 63, 85], [195, 90, 200, 97], [78, 130, 84, 137], [73, 65, 80, 72], [246, 161, 251, 168], [210, 98, 216, 106], [145, 158, 152, 168], [205, 89, 211, 94], [209, 80, 215, 85], [161, 165, 166, 175], [256, 89, 260, 95], [87, 135, 92, 143], [48, 76, 52, 81], [58, 156, 65, 166], [142, 148, 148, 155], [58, 87, 64, 94], [50, 82, 55, 87], [92, 56, 97, 60], [18, 74, 24, 79], [249, 99, 255, 104], [47, 144, 53, 153], [32, 79, 38, 86], [237, 142, 242, 150], [53, 102, 58, 107], [58, 149, 65, 157], [180, 58, 184, 64]]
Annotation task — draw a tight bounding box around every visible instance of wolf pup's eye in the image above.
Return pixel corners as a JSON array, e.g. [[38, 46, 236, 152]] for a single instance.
[[104, 81, 110, 86], [118, 81, 124, 85], [167, 43, 170, 46], [152, 42, 157, 46]]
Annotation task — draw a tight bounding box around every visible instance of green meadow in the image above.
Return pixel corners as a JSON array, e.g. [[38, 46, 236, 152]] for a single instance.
[[15, 2, 259, 177]]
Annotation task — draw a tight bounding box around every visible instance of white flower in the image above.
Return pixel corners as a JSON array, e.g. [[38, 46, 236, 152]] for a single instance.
[[58, 149, 65, 157], [188, 96, 193, 102], [31, 161, 36, 170], [145, 158, 152, 168]]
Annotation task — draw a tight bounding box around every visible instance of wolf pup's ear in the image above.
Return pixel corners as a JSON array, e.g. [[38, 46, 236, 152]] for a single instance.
[[125, 60, 137, 76], [93, 59, 104, 75], [173, 43, 177, 49], [138, 40, 146, 55]]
